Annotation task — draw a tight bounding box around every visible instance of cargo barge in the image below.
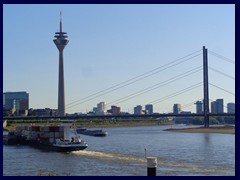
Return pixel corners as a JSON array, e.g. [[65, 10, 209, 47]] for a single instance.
[[77, 128, 108, 137], [3, 124, 88, 152]]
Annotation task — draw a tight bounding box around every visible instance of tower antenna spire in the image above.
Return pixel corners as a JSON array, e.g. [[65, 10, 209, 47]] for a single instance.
[[60, 11, 62, 33]]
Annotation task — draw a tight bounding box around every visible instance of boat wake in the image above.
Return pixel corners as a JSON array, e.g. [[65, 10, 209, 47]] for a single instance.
[[71, 150, 146, 164], [72, 150, 234, 175]]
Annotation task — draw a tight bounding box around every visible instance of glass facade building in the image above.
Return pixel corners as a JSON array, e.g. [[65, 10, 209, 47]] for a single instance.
[[3, 92, 29, 110]]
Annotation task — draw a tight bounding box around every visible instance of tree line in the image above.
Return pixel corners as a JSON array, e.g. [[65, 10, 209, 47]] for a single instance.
[[191, 116, 235, 125]]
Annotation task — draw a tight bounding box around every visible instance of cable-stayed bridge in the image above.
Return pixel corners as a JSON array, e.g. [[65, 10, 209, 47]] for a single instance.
[[3, 46, 235, 127]]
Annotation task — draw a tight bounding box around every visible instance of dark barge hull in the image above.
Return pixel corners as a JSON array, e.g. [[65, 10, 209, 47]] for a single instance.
[[77, 129, 108, 137], [3, 137, 87, 152], [29, 140, 88, 152], [3, 135, 29, 145]]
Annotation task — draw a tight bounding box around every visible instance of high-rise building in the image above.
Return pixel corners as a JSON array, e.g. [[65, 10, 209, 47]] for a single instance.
[[3, 91, 29, 110], [211, 99, 224, 113], [145, 104, 153, 114], [227, 103, 235, 113], [111, 106, 121, 115], [216, 99, 224, 113], [195, 101, 203, 114], [134, 105, 142, 115], [97, 102, 106, 115], [211, 101, 217, 113], [53, 12, 69, 116], [108, 106, 121, 115], [173, 104, 181, 114], [92, 107, 97, 114]]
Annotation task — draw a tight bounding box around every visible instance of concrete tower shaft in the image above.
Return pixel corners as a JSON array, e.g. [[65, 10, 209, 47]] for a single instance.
[[53, 12, 69, 116]]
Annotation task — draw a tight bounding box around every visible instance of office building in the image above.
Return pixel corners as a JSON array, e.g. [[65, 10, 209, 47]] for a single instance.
[[108, 105, 121, 115], [97, 102, 106, 115], [145, 104, 153, 114], [195, 101, 203, 114], [173, 104, 181, 114], [211, 101, 217, 113], [134, 105, 143, 115], [216, 99, 224, 113], [211, 99, 224, 113], [227, 103, 235, 113], [3, 91, 29, 111]]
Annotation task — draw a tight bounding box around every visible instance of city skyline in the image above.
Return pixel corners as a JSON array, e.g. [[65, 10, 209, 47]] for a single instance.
[[3, 91, 235, 115], [3, 4, 235, 114]]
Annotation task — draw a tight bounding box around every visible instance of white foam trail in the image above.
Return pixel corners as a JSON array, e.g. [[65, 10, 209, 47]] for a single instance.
[[72, 150, 146, 164], [72, 151, 234, 175]]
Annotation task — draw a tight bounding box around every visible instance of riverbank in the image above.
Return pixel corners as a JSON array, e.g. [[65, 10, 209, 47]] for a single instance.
[[5, 122, 235, 134], [78, 121, 173, 128], [5, 121, 173, 131], [164, 125, 235, 134]]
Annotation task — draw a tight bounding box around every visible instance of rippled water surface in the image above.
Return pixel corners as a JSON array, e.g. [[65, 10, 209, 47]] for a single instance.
[[3, 125, 235, 176]]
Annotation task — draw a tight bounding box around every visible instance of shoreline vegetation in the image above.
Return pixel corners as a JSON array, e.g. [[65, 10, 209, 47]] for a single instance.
[[3, 121, 235, 134], [164, 125, 235, 134], [3, 121, 173, 132]]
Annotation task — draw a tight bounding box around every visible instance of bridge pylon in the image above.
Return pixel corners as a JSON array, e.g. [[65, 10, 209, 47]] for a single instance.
[[203, 46, 210, 128]]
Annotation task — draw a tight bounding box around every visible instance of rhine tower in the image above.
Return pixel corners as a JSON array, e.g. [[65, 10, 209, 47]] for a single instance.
[[53, 12, 69, 116]]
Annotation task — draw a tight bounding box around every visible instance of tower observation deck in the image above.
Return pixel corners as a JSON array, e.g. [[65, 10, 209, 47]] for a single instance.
[[53, 12, 69, 116]]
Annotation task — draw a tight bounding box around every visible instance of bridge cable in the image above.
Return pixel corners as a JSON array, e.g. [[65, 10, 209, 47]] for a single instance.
[[150, 82, 202, 105], [105, 66, 202, 107], [65, 51, 202, 109], [209, 83, 235, 95], [165, 99, 202, 114], [209, 66, 235, 80], [208, 50, 235, 64], [128, 82, 202, 113], [64, 50, 202, 110]]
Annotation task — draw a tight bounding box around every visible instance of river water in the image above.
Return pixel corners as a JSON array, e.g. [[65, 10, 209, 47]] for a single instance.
[[3, 124, 235, 176]]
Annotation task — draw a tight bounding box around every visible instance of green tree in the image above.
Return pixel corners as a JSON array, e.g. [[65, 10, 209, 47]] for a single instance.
[[210, 117, 219, 125], [216, 116, 224, 124], [192, 117, 204, 125], [224, 116, 235, 124]]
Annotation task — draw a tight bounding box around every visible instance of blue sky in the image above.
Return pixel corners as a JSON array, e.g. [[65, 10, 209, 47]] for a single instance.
[[3, 4, 235, 113]]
